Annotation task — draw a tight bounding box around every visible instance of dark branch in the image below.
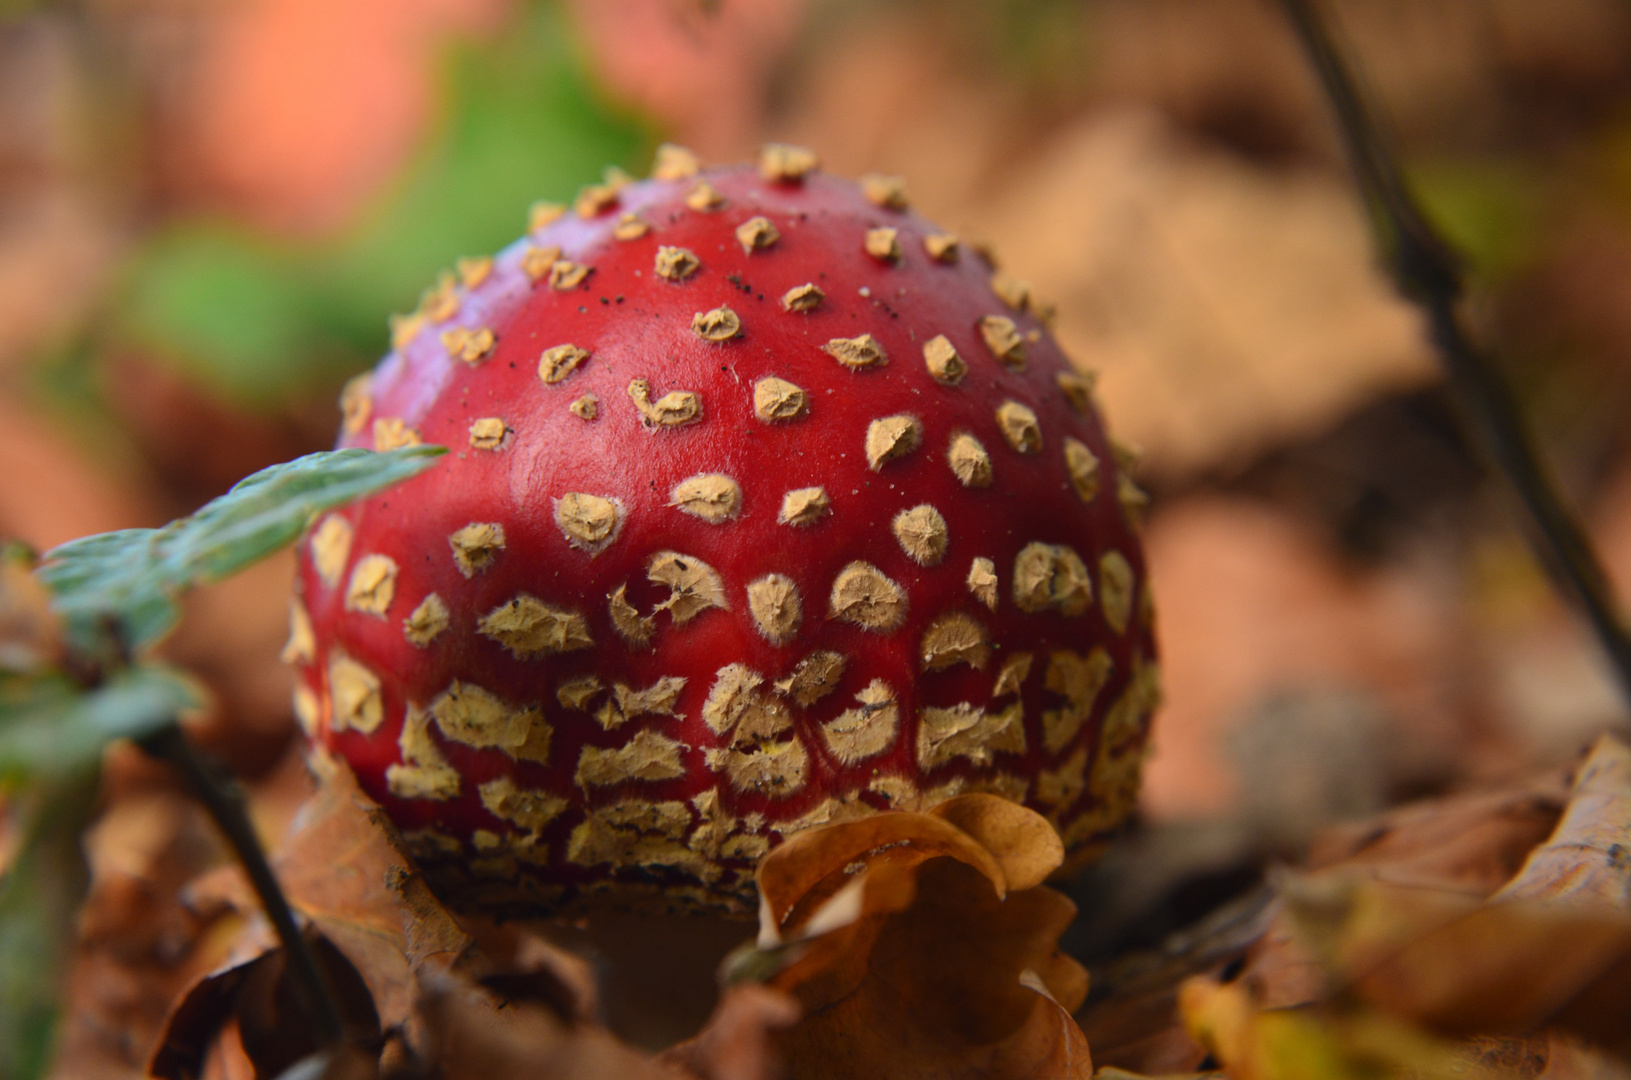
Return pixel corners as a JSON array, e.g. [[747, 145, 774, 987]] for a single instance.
[[138, 722, 346, 1047], [1279, 0, 1631, 715]]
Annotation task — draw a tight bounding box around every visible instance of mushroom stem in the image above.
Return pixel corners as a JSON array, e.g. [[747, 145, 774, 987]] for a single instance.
[[138, 722, 347, 1047], [1282, 0, 1631, 718]]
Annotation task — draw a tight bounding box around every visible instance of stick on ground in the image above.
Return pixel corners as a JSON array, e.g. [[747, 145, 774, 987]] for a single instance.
[[1280, 0, 1631, 718]]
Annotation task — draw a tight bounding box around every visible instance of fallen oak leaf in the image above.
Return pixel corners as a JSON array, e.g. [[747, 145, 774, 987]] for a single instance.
[[931, 790, 1065, 892], [757, 802, 1009, 935], [770, 862, 1093, 1080], [731, 794, 1093, 1080]]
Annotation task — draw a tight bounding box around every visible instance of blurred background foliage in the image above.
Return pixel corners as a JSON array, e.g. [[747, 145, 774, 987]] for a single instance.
[[117, 3, 650, 404], [11, 2, 1631, 1067]]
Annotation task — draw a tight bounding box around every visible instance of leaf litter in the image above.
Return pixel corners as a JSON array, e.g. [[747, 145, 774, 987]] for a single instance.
[[33, 728, 1631, 1079], [127, 770, 1098, 1080], [1080, 733, 1631, 1080]]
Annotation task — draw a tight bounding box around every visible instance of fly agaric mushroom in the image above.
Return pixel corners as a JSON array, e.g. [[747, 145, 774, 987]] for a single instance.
[[289, 145, 1158, 916]]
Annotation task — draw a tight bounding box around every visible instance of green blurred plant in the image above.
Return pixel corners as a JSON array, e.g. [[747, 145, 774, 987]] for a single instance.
[[116, 1, 652, 405], [0, 445, 443, 1079]]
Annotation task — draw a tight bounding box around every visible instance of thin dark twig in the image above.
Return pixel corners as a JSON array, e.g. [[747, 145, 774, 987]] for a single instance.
[[1279, 0, 1631, 714], [138, 722, 346, 1046]]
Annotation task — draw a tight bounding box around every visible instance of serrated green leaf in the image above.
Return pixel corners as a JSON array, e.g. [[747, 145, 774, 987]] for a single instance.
[[37, 446, 444, 652], [0, 772, 96, 1080], [0, 665, 198, 783]]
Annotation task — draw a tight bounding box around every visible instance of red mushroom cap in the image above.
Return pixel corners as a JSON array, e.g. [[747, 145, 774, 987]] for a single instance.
[[288, 147, 1158, 916]]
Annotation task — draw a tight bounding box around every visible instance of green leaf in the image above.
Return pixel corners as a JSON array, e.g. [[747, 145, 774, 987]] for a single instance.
[[120, 230, 334, 401], [1410, 158, 1542, 282], [36, 446, 444, 651], [0, 665, 198, 784], [0, 772, 97, 1080]]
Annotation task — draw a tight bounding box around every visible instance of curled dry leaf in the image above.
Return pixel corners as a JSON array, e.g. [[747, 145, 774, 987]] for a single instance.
[[1238, 778, 1569, 1015], [1269, 736, 1631, 1057], [1497, 734, 1631, 907], [726, 793, 1091, 1080], [150, 758, 479, 1077], [1081, 752, 1575, 1075], [151, 759, 702, 1080], [263, 754, 474, 1030], [151, 929, 383, 1080]]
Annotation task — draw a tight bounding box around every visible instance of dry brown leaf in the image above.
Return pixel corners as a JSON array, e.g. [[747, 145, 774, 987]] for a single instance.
[[1233, 780, 1565, 1014], [1305, 785, 1566, 895], [1259, 737, 1631, 1056], [760, 802, 1008, 932], [150, 759, 476, 1076], [1080, 758, 1575, 1075], [149, 927, 383, 1080], [1275, 875, 1631, 1048], [50, 788, 244, 1080], [1497, 734, 1631, 906], [930, 793, 1065, 892], [273, 756, 474, 1024], [736, 793, 1092, 1080]]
